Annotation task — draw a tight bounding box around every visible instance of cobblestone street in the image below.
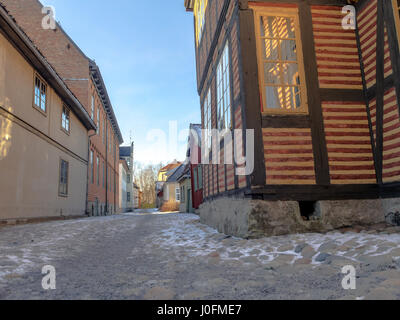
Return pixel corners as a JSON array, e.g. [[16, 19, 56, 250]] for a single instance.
[[0, 212, 400, 300]]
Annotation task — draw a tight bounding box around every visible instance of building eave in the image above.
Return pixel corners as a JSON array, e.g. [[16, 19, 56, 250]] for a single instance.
[[89, 60, 124, 144]]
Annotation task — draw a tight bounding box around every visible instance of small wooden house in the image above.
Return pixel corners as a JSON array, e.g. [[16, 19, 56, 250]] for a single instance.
[[185, 0, 400, 237]]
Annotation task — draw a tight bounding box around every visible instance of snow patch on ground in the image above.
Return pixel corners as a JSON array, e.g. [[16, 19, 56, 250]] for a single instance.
[[152, 214, 400, 266]]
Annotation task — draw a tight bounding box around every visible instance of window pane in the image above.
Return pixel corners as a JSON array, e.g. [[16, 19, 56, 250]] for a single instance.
[[225, 108, 230, 130], [281, 40, 297, 61], [282, 63, 300, 85], [35, 78, 41, 106], [264, 63, 281, 84], [265, 86, 283, 109], [280, 86, 301, 110], [279, 17, 295, 39], [40, 84, 46, 111], [260, 16, 295, 39], [261, 39, 279, 60], [59, 160, 68, 195]]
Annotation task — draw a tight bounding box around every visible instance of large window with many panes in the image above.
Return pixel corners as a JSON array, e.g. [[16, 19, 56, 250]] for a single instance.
[[194, 0, 208, 44], [216, 43, 231, 131], [253, 7, 307, 114]]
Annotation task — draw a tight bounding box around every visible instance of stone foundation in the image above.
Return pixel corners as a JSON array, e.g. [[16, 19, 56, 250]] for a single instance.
[[382, 198, 400, 226], [199, 197, 389, 238]]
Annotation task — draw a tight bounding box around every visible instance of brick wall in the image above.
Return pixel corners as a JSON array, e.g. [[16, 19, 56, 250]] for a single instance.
[[358, 0, 393, 89]]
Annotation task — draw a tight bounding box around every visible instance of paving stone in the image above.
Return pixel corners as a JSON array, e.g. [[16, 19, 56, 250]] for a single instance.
[[143, 287, 175, 300], [294, 243, 307, 254], [294, 258, 311, 265], [301, 245, 316, 259], [359, 254, 395, 271], [278, 245, 293, 252], [249, 249, 261, 255], [315, 253, 331, 263], [241, 256, 260, 264], [318, 241, 338, 252], [379, 279, 400, 288], [228, 251, 242, 258], [365, 288, 398, 300]]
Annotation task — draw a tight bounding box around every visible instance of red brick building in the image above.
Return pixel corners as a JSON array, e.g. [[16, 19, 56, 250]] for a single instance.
[[1, 0, 123, 215]]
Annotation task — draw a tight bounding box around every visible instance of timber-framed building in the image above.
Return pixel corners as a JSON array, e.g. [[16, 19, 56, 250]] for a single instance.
[[185, 0, 400, 237]]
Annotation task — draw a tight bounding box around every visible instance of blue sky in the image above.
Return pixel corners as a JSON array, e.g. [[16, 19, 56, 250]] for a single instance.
[[40, 0, 200, 165]]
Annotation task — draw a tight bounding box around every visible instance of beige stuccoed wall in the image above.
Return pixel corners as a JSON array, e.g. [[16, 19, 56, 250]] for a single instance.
[[0, 32, 88, 220]]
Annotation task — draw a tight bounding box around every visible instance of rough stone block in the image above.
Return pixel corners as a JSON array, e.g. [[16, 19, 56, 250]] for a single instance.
[[199, 197, 387, 239]]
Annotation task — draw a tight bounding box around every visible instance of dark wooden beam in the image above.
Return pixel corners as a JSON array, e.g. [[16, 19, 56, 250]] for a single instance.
[[299, 1, 331, 186], [355, 2, 379, 184], [384, 0, 400, 118], [319, 89, 364, 102], [366, 74, 395, 101], [375, 0, 385, 185], [238, 8, 266, 188], [262, 115, 311, 128], [239, 0, 349, 9], [248, 184, 389, 201]]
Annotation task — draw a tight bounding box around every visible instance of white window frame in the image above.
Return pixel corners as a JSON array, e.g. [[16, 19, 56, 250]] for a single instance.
[[61, 105, 70, 133], [216, 42, 232, 132], [34, 75, 47, 113], [203, 88, 212, 151], [252, 6, 308, 114], [175, 187, 181, 201]]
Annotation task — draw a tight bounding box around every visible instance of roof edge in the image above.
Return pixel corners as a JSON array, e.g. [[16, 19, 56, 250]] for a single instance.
[[89, 60, 124, 144], [0, 4, 96, 131]]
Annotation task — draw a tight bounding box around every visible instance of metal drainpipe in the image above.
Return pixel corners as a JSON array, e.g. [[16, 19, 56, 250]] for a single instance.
[[86, 132, 97, 216]]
